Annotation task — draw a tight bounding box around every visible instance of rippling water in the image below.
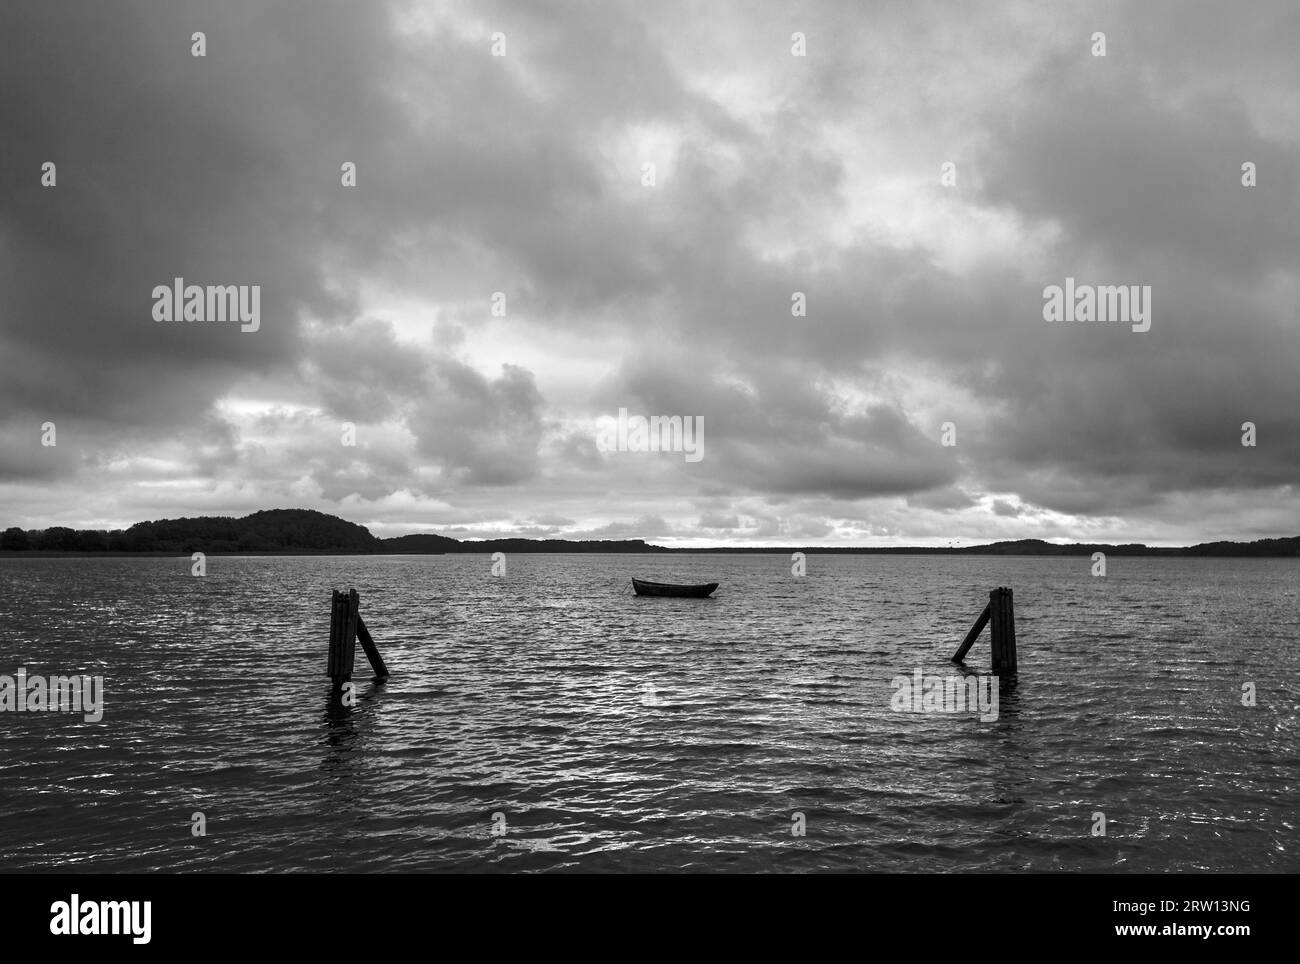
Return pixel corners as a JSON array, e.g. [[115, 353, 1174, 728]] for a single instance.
[[0, 553, 1296, 872]]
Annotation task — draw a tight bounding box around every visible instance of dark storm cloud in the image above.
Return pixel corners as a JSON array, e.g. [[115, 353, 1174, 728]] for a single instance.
[[587, 350, 958, 500], [982, 74, 1300, 283], [964, 33, 1300, 515], [304, 318, 425, 423], [906, 487, 977, 513], [410, 361, 546, 486], [0, 0, 388, 427]]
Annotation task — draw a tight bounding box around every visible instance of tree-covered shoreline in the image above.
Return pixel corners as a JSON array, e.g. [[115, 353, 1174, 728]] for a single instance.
[[3, 508, 1299, 556]]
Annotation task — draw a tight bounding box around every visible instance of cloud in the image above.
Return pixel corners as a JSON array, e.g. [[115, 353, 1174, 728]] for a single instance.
[[0, 0, 1296, 545], [411, 361, 546, 486]]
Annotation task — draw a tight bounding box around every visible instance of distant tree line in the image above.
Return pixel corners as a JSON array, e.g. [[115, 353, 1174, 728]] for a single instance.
[[2, 510, 1297, 556], [1, 509, 380, 553], [0, 509, 664, 554]]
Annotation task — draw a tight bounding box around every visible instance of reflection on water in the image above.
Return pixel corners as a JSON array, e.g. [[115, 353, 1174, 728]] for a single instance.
[[0, 553, 1296, 872]]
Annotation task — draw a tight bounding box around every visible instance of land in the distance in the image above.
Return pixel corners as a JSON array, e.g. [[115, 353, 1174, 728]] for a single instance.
[[1, 508, 1298, 557]]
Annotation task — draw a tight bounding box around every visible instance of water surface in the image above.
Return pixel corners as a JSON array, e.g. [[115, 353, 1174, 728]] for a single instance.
[[0, 554, 1296, 872]]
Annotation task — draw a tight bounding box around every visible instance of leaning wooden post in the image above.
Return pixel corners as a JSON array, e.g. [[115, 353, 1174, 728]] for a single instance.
[[356, 615, 390, 681], [951, 600, 991, 664]]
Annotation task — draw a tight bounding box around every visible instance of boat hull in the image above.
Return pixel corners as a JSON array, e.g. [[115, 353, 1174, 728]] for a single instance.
[[632, 578, 719, 598]]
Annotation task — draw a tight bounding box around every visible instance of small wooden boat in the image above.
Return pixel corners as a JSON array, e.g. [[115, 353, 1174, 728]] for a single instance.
[[632, 578, 719, 598]]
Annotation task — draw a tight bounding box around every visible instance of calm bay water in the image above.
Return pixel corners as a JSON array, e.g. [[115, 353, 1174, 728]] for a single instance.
[[0, 553, 1296, 872]]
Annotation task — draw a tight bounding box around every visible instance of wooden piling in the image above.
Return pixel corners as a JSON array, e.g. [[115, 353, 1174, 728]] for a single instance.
[[325, 591, 335, 677], [951, 587, 1018, 673], [326, 590, 338, 678], [988, 586, 1018, 674], [326, 588, 390, 690], [1006, 588, 1017, 671], [326, 589, 355, 688], [343, 588, 360, 679]]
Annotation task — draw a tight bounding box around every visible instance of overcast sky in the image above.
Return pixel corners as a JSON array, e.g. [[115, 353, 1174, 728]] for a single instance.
[[1, 0, 1297, 546]]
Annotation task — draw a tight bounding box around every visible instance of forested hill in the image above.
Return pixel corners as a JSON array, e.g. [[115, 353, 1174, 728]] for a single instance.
[[1, 509, 378, 553], [0, 509, 659, 554], [1, 510, 1298, 556]]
